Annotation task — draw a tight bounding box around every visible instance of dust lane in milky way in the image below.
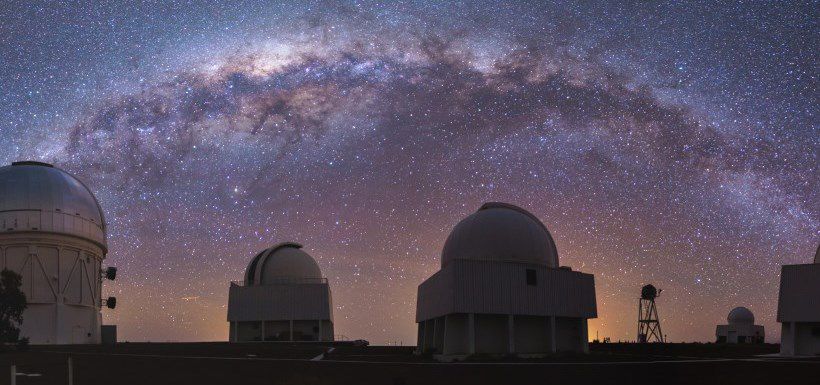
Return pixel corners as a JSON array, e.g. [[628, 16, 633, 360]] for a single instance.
[[0, 1, 816, 344]]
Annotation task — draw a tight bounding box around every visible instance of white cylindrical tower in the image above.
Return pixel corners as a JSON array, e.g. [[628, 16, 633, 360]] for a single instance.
[[0, 161, 108, 344]]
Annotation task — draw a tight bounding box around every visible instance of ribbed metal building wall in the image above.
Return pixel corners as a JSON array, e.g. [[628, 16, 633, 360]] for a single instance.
[[417, 259, 596, 322], [777, 263, 820, 322], [777, 262, 820, 356], [227, 282, 333, 322]]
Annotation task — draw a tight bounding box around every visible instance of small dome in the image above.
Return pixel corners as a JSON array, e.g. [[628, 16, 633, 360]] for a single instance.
[[441, 202, 559, 268], [0, 161, 106, 250], [728, 307, 755, 325], [244, 243, 322, 285], [641, 284, 658, 300]]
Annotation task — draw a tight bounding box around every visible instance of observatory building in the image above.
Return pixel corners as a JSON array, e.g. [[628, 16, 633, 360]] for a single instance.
[[777, 245, 820, 356], [0, 161, 116, 344], [715, 307, 764, 344], [415, 202, 597, 356], [227, 243, 334, 342]]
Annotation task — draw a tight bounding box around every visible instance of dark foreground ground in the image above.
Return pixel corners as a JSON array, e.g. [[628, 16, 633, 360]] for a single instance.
[[0, 342, 816, 385]]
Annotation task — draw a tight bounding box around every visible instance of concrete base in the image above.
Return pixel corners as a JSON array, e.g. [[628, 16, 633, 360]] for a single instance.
[[779, 321, 820, 356], [418, 313, 589, 355], [230, 320, 334, 342]]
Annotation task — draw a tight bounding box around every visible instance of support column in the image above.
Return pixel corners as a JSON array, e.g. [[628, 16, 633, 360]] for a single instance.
[[550, 316, 557, 353], [432, 318, 439, 353], [420, 321, 427, 352], [289, 320, 294, 341], [441, 315, 448, 355], [790, 322, 797, 355], [468, 313, 475, 355], [508, 314, 515, 354], [424, 320, 430, 352], [56, 248, 63, 344], [580, 318, 589, 353]]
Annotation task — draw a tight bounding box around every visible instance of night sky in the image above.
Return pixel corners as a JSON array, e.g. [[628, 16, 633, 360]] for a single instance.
[[0, 1, 816, 344]]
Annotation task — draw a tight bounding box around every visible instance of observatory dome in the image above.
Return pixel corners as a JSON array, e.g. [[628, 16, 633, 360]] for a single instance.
[[441, 202, 559, 268], [244, 243, 322, 285], [0, 161, 107, 250], [727, 307, 755, 325]]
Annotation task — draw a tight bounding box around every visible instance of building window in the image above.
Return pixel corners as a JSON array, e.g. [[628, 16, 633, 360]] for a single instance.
[[526, 269, 537, 286], [812, 327, 820, 337]]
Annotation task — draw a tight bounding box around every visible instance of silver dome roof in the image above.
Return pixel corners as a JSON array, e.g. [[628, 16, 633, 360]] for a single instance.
[[727, 306, 754, 325], [244, 243, 323, 285], [441, 202, 559, 268], [0, 161, 106, 251]]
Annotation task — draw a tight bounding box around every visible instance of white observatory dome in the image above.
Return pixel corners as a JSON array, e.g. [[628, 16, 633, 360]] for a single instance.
[[0, 161, 107, 250], [441, 202, 559, 268], [727, 307, 755, 325], [244, 243, 322, 285]]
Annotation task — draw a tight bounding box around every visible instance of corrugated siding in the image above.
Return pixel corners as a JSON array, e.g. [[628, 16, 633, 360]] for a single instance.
[[777, 264, 820, 322], [415, 268, 454, 322], [417, 259, 597, 321], [227, 283, 332, 321]]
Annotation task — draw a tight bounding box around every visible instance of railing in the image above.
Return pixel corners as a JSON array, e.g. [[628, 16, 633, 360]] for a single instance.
[[0, 208, 105, 244], [231, 277, 328, 286]]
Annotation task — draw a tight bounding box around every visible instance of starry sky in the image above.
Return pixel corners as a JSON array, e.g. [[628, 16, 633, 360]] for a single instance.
[[0, 1, 817, 344]]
